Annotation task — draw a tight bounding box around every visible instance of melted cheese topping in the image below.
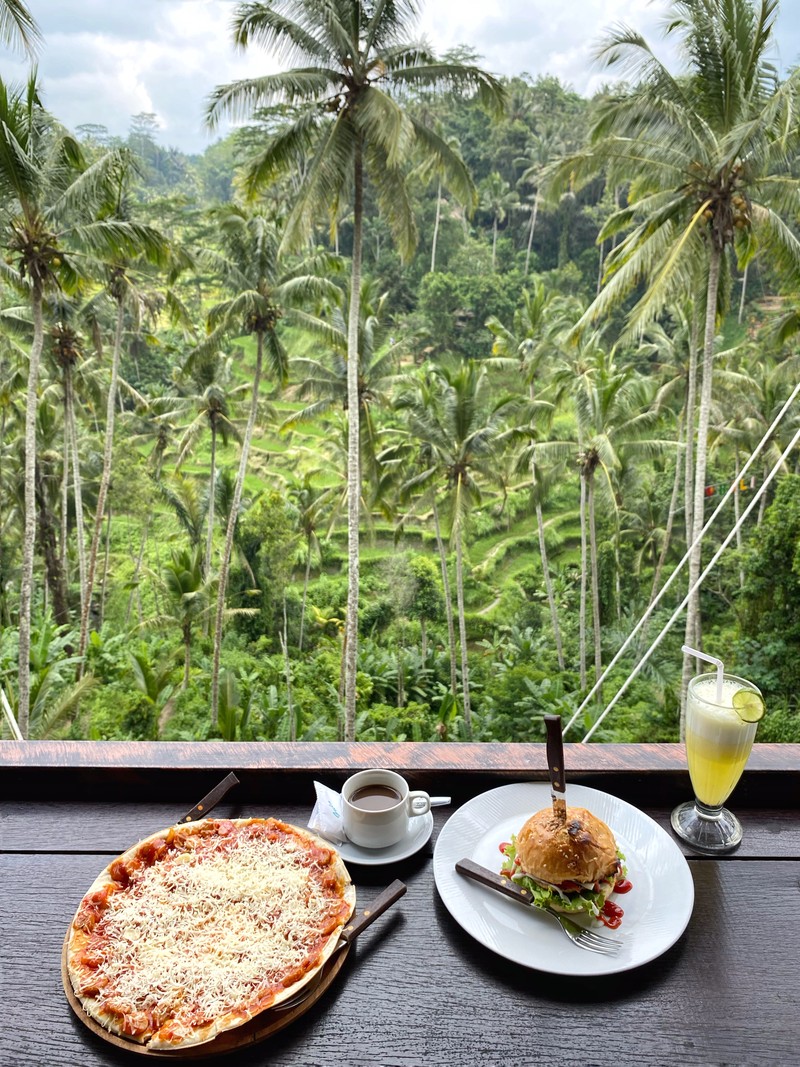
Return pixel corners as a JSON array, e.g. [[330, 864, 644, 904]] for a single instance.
[[74, 822, 348, 1044]]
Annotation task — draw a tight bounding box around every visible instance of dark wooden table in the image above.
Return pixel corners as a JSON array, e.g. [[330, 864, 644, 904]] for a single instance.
[[2, 741, 799, 1067]]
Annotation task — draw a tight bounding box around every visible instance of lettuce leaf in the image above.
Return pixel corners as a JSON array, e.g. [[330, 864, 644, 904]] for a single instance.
[[499, 834, 626, 918]]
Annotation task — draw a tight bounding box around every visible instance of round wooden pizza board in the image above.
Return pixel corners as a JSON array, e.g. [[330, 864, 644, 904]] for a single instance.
[[62, 933, 351, 1058]]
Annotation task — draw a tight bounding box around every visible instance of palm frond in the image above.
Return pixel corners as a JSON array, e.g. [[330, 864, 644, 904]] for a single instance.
[[279, 114, 355, 254]]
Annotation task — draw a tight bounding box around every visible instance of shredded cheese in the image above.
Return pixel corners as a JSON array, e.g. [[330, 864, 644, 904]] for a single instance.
[[74, 821, 348, 1044]]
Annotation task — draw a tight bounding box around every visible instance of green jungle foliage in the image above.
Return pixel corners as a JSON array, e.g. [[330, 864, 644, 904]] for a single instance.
[[1, 1, 800, 745]]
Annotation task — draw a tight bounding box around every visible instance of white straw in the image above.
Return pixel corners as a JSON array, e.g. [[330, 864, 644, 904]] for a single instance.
[[681, 644, 724, 702]]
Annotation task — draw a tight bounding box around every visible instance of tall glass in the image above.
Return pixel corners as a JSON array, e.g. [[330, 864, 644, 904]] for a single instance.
[[670, 672, 761, 853]]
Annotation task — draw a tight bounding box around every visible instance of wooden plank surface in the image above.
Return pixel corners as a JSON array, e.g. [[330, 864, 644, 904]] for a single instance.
[[2, 799, 797, 860], [2, 847, 799, 1066], [3, 754, 799, 1066]]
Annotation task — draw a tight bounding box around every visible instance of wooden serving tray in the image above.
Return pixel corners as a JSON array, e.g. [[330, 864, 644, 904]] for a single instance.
[[62, 933, 351, 1058]]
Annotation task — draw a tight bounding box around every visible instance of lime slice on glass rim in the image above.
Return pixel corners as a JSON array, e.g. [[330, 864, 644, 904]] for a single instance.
[[732, 688, 765, 723]]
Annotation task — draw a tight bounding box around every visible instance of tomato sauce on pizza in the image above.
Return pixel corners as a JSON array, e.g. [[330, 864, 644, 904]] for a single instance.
[[66, 818, 355, 1050]]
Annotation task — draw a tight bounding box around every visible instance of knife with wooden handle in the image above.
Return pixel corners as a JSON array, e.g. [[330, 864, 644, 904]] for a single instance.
[[180, 771, 240, 823], [545, 713, 567, 824], [455, 858, 536, 907]]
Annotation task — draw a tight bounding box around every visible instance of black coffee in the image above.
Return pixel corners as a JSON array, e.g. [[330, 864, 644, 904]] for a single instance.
[[349, 784, 402, 811]]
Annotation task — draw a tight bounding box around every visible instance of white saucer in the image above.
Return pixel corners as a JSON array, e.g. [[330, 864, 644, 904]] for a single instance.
[[334, 811, 434, 866]]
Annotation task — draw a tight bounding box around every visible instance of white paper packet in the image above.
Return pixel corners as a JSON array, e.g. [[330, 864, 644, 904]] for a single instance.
[[307, 780, 347, 844]]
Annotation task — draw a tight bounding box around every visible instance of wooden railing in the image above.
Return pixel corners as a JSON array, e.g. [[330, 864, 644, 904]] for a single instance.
[[2, 740, 797, 806]]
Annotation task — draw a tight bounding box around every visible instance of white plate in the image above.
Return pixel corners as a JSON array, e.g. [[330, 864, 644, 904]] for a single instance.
[[334, 811, 434, 867], [433, 783, 694, 976]]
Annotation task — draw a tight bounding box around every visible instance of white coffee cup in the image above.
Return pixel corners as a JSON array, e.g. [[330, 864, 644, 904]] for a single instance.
[[341, 769, 431, 849]]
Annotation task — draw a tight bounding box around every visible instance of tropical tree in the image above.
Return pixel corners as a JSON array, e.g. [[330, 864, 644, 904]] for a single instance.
[[0, 0, 40, 55], [487, 278, 580, 670], [478, 171, 519, 270], [547, 0, 800, 717], [283, 471, 334, 652], [560, 336, 670, 692], [49, 321, 89, 611], [396, 360, 516, 736], [517, 125, 566, 275], [200, 205, 336, 727], [76, 238, 174, 677], [206, 0, 504, 740], [174, 349, 246, 578], [284, 278, 401, 488], [0, 76, 169, 733], [151, 546, 209, 690]]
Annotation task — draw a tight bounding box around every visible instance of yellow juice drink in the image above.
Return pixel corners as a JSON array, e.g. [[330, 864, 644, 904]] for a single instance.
[[685, 675, 758, 807]]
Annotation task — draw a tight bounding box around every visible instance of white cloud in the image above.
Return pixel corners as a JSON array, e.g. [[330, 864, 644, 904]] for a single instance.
[[2, 0, 799, 153]]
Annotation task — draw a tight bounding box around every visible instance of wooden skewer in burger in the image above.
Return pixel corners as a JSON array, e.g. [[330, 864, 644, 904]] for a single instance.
[[499, 715, 631, 928]]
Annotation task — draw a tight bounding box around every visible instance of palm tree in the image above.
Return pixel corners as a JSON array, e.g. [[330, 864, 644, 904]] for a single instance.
[[49, 321, 88, 610], [174, 349, 246, 578], [396, 360, 515, 736], [284, 278, 400, 489], [152, 546, 209, 690], [478, 171, 519, 271], [284, 471, 334, 652], [76, 252, 173, 676], [517, 125, 566, 275], [206, 0, 504, 740], [200, 205, 336, 727], [0, 77, 168, 733], [487, 278, 580, 670], [563, 337, 670, 692], [1, 0, 40, 55], [547, 0, 800, 716]]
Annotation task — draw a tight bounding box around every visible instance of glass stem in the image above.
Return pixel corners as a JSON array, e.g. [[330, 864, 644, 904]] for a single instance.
[[694, 799, 724, 820]]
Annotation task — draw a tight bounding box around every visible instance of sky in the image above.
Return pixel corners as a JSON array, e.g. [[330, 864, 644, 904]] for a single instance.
[[3, 1, 800, 154]]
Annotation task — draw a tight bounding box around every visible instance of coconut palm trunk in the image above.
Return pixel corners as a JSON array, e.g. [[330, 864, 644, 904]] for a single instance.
[[77, 295, 125, 674], [454, 514, 472, 738], [65, 365, 86, 610], [647, 415, 685, 613], [433, 495, 458, 700], [17, 278, 44, 737], [298, 545, 312, 652], [535, 499, 565, 672], [343, 141, 364, 743], [60, 417, 69, 582], [35, 464, 69, 624], [431, 177, 442, 273], [682, 245, 722, 734], [525, 192, 538, 276], [588, 471, 602, 695], [204, 422, 218, 578], [578, 473, 588, 692], [210, 334, 264, 727]]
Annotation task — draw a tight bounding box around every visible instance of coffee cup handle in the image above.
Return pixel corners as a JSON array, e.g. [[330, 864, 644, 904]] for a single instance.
[[407, 791, 431, 817]]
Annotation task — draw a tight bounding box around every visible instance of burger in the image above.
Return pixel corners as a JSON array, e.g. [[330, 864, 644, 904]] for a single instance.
[[500, 805, 628, 923]]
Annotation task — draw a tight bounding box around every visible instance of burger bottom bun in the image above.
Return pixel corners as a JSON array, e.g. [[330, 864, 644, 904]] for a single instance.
[[516, 805, 618, 885]]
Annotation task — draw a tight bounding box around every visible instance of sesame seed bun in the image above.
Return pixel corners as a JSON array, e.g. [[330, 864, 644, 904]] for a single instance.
[[516, 805, 619, 886]]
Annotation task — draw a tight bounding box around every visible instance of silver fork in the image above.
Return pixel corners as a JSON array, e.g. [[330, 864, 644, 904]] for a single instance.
[[539, 906, 622, 955], [455, 858, 622, 956]]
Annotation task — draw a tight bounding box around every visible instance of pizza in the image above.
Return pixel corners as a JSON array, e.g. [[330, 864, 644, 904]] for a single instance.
[[66, 817, 355, 1050]]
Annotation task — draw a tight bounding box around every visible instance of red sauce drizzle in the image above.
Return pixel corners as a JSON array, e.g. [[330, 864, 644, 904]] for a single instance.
[[600, 899, 624, 929], [614, 877, 633, 894]]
